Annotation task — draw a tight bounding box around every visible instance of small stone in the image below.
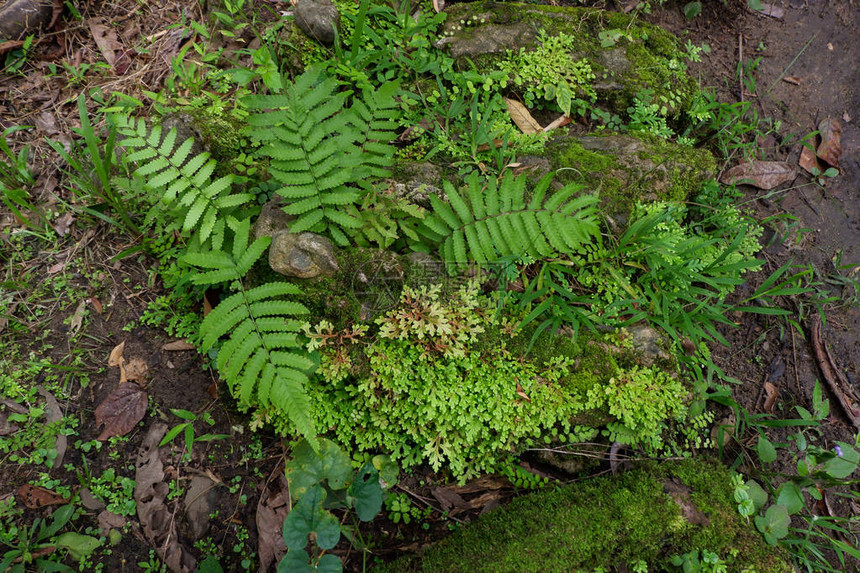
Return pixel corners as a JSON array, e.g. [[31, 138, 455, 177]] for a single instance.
[[254, 198, 290, 241], [269, 231, 338, 279], [294, 0, 341, 46]]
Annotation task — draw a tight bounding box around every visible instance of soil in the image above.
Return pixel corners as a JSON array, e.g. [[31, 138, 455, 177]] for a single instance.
[[0, 0, 858, 572]]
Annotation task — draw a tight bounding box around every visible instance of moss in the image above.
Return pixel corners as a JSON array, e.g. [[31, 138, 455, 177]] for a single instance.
[[441, 2, 697, 116], [374, 458, 793, 573]]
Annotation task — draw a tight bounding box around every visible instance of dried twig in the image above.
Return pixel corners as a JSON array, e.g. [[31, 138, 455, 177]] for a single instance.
[[810, 317, 860, 430]]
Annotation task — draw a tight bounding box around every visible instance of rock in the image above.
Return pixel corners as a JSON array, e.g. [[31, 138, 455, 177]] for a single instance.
[[438, 2, 697, 116], [389, 162, 446, 208], [0, 0, 53, 42], [253, 197, 290, 241], [294, 0, 340, 46], [270, 231, 338, 279], [627, 324, 673, 368], [545, 133, 716, 215]]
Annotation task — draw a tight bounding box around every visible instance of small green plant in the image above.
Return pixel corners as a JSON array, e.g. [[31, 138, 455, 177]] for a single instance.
[[0, 504, 100, 572], [500, 463, 549, 491], [384, 492, 430, 525], [280, 439, 386, 573], [159, 409, 229, 459]]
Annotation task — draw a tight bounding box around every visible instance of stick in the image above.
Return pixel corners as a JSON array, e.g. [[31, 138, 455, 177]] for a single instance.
[[810, 317, 860, 430]]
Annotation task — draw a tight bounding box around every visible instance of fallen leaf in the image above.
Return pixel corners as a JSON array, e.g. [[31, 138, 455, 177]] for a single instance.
[[52, 212, 74, 236], [763, 381, 779, 413], [719, 161, 796, 190], [431, 486, 468, 513], [207, 381, 218, 400], [781, 76, 801, 86], [94, 382, 148, 441], [97, 511, 126, 536], [135, 423, 196, 572], [799, 143, 822, 175], [543, 115, 572, 132], [47, 262, 66, 274], [17, 485, 69, 508], [0, 412, 17, 436], [108, 341, 125, 367], [121, 357, 148, 384], [69, 300, 87, 336], [504, 98, 542, 134], [816, 118, 842, 167], [827, 42, 834, 51], [515, 381, 530, 402], [0, 40, 26, 57], [162, 340, 196, 351], [87, 20, 124, 68], [257, 475, 290, 571], [39, 387, 66, 469], [79, 488, 106, 511], [90, 297, 103, 314], [758, 2, 784, 18], [184, 474, 218, 540]]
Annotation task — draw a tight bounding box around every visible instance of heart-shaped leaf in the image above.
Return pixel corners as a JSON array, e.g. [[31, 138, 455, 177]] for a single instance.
[[756, 435, 777, 464], [775, 482, 804, 515], [754, 504, 789, 544], [348, 463, 383, 522], [282, 485, 340, 551], [287, 439, 352, 498], [278, 549, 313, 573]]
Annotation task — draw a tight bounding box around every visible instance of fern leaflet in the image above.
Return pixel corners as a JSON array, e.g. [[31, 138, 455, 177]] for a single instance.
[[417, 172, 600, 268]]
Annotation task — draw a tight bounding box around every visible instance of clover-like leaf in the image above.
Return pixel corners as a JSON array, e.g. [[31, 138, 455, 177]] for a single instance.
[[278, 549, 313, 573], [282, 485, 340, 551]]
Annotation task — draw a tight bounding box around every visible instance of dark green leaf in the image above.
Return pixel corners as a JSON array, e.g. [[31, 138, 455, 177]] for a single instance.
[[282, 485, 341, 551], [278, 550, 313, 573], [348, 464, 383, 521], [683, 1, 702, 18], [775, 482, 804, 515], [287, 439, 353, 498], [757, 435, 778, 463]]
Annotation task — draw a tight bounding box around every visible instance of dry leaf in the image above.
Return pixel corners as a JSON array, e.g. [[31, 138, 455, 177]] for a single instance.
[[162, 340, 196, 351], [799, 143, 822, 175], [17, 485, 69, 508], [843, 111, 852, 123], [108, 341, 125, 367], [39, 387, 66, 469], [69, 300, 87, 336], [257, 475, 290, 571], [122, 357, 149, 384], [97, 511, 127, 536], [758, 2, 784, 18], [0, 40, 26, 57], [430, 486, 468, 513], [781, 76, 800, 86], [763, 381, 779, 413], [504, 98, 542, 134], [719, 161, 796, 190], [87, 20, 123, 68], [184, 474, 218, 540], [47, 262, 66, 274], [90, 296, 103, 314], [94, 382, 148, 441], [515, 381, 530, 402], [543, 115, 572, 132], [52, 212, 74, 236], [816, 118, 842, 167]]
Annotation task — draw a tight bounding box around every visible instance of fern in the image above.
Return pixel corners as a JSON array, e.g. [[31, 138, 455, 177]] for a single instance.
[[114, 115, 253, 250], [184, 219, 317, 445], [245, 67, 400, 246], [417, 172, 600, 268]]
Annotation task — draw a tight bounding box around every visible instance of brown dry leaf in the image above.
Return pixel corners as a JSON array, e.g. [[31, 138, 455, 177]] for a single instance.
[[504, 98, 542, 134], [257, 474, 290, 571], [781, 76, 801, 86], [799, 143, 822, 175], [97, 511, 126, 536], [47, 262, 66, 274], [448, 475, 511, 494], [816, 118, 842, 167], [763, 381, 779, 414], [135, 423, 196, 572], [69, 300, 87, 336], [184, 474, 218, 540], [758, 2, 784, 18], [17, 485, 69, 509], [39, 387, 66, 469], [543, 115, 572, 132], [719, 161, 796, 190], [87, 20, 124, 68], [90, 296, 103, 314], [0, 40, 26, 57], [843, 111, 852, 123], [0, 412, 17, 436], [162, 340, 196, 351], [430, 486, 468, 513], [108, 341, 126, 367], [122, 357, 149, 384], [94, 382, 148, 441], [515, 381, 530, 402], [52, 212, 74, 236], [466, 490, 505, 513]]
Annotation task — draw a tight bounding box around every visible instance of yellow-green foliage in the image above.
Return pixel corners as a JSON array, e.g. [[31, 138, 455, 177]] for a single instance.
[[266, 282, 695, 481], [375, 458, 793, 573]]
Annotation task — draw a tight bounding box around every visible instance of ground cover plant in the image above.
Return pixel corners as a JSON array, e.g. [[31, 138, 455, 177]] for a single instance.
[[0, 0, 858, 571]]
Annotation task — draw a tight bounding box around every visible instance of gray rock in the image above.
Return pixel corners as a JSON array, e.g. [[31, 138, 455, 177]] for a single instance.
[[253, 198, 290, 241], [270, 231, 338, 279], [628, 324, 673, 367], [294, 0, 340, 46]]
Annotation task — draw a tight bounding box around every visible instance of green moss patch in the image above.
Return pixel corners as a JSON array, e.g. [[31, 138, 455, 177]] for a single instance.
[[376, 458, 792, 573]]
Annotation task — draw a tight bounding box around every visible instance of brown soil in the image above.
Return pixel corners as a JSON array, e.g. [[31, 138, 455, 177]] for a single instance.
[[1, 0, 858, 572]]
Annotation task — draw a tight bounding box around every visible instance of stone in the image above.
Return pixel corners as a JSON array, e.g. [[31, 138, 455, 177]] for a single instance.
[[627, 324, 673, 368], [294, 0, 340, 46], [253, 197, 290, 241], [269, 231, 338, 279]]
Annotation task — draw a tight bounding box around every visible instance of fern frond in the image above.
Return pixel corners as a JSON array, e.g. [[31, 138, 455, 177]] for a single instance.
[[114, 115, 253, 248], [417, 173, 600, 269]]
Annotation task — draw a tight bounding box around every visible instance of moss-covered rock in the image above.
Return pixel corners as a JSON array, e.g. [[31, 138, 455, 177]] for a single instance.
[[534, 133, 716, 216], [438, 1, 698, 116], [375, 458, 793, 573]]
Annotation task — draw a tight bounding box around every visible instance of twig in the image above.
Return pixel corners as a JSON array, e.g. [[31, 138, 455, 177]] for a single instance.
[[394, 485, 466, 524], [810, 317, 860, 430], [738, 33, 744, 102]]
